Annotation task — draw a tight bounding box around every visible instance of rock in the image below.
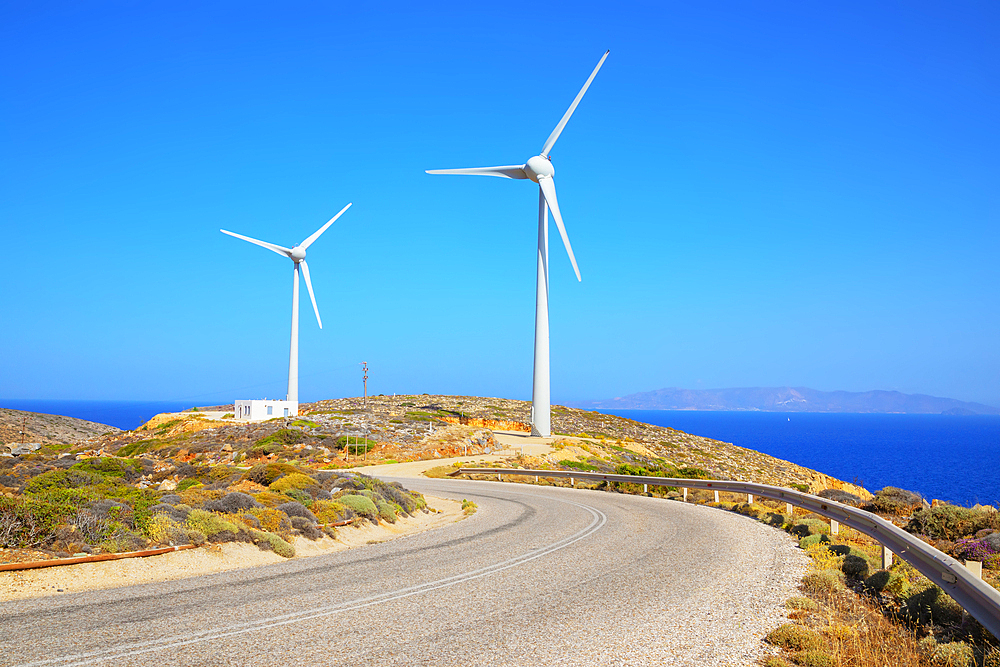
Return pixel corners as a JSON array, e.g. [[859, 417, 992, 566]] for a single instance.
[[158, 478, 178, 491], [221, 443, 232, 452], [983, 533, 1000, 550], [972, 504, 997, 513]]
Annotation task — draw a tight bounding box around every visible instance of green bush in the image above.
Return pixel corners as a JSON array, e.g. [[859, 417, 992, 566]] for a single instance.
[[0, 496, 75, 548], [560, 459, 599, 472], [928, 641, 974, 667], [176, 478, 201, 492], [71, 457, 142, 479], [27, 486, 101, 508], [790, 519, 830, 538], [765, 624, 824, 652], [902, 585, 964, 626], [802, 569, 844, 593], [184, 509, 239, 540], [799, 534, 830, 549], [377, 500, 398, 523], [870, 486, 924, 515], [243, 463, 301, 486], [253, 429, 307, 450], [23, 469, 102, 494], [251, 529, 295, 558], [842, 554, 870, 578], [282, 488, 313, 506], [312, 500, 351, 524], [338, 494, 378, 521], [906, 504, 1000, 541], [673, 466, 711, 479], [269, 473, 318, 494], [791, 650, 834, 667], [117, 440, 159, 457]]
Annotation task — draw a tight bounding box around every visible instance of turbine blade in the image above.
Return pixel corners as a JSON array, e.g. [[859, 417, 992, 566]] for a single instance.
[[301, 202, 352, 250], [537, 177, 581, 281], [540, 50, 610, 158], [300, 260, 322, 329], [425, 165, 528, 179], [220, 229, 291, 258]]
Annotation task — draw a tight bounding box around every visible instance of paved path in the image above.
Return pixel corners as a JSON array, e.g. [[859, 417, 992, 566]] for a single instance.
[[0, 479, 806, 666]]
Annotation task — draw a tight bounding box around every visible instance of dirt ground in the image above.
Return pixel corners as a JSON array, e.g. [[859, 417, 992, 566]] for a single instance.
[[0, 495, 463, 602]]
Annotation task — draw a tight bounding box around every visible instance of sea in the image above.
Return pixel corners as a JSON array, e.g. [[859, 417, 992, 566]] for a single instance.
[[4, 399, 998, 507], [601, 410, 1000, 508], [2, 400, 191, 432]]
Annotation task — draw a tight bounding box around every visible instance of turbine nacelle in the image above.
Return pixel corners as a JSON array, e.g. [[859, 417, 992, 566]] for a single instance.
[[290, 246, 306, 261], [523, 155, 555, 183]]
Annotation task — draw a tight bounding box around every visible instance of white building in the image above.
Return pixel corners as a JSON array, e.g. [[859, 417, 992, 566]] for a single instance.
[[235, 399, 298, 421]]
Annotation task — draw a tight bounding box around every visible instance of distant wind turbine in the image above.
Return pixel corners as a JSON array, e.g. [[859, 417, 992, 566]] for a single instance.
[[426, 51, 609, 437], [220, 202, 352, 408]]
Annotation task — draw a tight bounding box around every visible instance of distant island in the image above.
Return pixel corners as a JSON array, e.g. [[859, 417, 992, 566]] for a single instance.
[[570, 387, 1000, 415]]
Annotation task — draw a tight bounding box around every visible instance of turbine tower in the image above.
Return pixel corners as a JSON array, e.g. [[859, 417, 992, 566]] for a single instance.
[[221, 203, 351, 411], [426, 51, 609, 437]]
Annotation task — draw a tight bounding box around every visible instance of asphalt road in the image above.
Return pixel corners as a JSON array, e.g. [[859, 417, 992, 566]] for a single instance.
[[0, 479, 806, 666]]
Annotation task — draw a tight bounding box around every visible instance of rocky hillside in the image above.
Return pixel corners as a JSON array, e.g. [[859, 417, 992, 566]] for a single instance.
[[29, 394, 869, 498], [0, 408, 120, 449]]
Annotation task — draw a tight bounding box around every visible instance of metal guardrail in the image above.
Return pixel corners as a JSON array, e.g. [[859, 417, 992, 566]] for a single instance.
[[455, 467, 1000, 639]]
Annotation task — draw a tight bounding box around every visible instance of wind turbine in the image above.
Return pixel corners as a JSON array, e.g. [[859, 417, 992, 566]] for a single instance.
[[220, 202, 352, 410], [426, 51, 609, 437]]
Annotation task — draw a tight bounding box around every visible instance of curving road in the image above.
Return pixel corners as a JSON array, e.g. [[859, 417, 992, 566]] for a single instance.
[[0, 479, 806, 667]]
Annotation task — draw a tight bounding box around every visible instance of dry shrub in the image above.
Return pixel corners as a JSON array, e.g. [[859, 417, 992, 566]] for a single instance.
[[311, 500, 352, 524], [802, 569, 845, 594], [177, 488, 224, 507], [786, 597, 819, 611], [228, 479, 267, 494], [245, 507, 292, 537], [767, 625, 824, 652], [791, 649, 834, 666], [269, 473, 318, 494], [806, 585, 929, 667], [251, 491, 290, 508]]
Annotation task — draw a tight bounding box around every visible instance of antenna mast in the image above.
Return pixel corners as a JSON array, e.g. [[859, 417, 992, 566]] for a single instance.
[[361, 362, 369, 407]]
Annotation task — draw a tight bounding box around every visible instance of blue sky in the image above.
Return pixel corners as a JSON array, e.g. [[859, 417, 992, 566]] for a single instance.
[[1, 1, 997, 407]]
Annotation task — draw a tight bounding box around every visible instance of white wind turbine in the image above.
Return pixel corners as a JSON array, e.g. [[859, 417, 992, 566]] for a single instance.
[[426, 51, 609, 437], [221, 202, 352, 409]]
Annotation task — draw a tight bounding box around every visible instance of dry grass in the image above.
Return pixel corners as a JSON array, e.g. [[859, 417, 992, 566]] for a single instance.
[[801, 587, 928, 667]]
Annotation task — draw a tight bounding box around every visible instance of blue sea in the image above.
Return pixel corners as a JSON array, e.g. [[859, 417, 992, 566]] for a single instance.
[[602, 410, 1000, 507], [1, 400, 192, 431]]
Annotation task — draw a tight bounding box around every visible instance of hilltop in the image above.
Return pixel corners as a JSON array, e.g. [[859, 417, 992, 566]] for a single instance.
[[0, 408, 120, 451], [572, 386, 1000, 415]]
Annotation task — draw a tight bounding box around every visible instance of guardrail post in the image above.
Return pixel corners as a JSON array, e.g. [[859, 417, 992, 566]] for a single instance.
[[498, 472, 502, 482], [571, 477, 574, 486], [683, 487, 688, 501], [747, 494, 753, 504], [714, 490, 719, 503], [535, 476, 539, 483], [830, 520, 839, 535], [643, 483, 647, 493], [882, 545, 894, 569], [786, 502, 794, 516], [965, 560, 983, 579]]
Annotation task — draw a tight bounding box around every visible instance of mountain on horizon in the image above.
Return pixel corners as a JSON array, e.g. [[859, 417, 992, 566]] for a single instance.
[[570, 387, 1000, 415]]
